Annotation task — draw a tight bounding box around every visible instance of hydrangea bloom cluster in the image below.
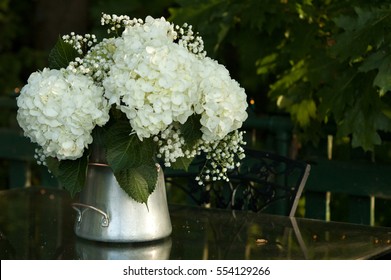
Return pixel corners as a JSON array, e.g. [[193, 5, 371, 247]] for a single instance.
[[103, 16, 202, 139], [195, 57, 248, 142], [17, 68, 110, 160], [16, 13, 248, 189]]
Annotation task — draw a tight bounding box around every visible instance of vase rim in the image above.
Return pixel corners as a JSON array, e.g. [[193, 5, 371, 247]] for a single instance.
[[88, 162, 109, 167]]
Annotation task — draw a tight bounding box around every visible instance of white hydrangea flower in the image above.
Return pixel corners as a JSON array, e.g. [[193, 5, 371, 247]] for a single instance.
[[16, 68, 110, 160], [103, 16, 201, 140], [195, 57, 248, 141]]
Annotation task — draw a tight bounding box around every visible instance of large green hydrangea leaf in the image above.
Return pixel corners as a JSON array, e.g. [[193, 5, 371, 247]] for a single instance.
[[48, 37, 79, 69], [114, 162, 158, 204], [104, 121, 158, 203], [105, 121, 156, 172], [57, 156, 88, 197]]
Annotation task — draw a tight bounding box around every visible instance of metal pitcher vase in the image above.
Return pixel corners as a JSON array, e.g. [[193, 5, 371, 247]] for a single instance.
[[72, 147, 172, 243]]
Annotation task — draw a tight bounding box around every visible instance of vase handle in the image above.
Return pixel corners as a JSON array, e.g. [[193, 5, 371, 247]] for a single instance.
[[72, 202, 110, 227]]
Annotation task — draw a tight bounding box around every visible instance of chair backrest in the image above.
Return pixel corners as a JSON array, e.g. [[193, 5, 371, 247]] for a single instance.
[[165, 148, 311, 217], [304, 157, 391, 225]]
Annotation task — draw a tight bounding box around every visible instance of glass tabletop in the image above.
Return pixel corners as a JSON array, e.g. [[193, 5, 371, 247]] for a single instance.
[[1, 187, 391, 260]]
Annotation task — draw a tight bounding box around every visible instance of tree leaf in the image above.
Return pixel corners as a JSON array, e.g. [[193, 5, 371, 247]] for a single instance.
[[351, 123, 382, 152], [358, 51, 391, 93], [336, 86, 391, 152], [288, 99, 317, 127], [114, 162, 158, 204], [331, 7, 391, 62], [359, 51, 386, 73], [48, 37, 79, 69], [256, 53, 278, 75], [57, 156, 88, 197]]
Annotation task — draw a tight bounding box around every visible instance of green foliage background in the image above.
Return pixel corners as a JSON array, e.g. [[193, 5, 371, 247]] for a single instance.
[[0, 0, 46, 96], [169, 0, 391, 153]]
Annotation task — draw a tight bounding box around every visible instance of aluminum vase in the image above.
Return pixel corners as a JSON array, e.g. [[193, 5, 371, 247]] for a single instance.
[[72, 162, 172, 242]]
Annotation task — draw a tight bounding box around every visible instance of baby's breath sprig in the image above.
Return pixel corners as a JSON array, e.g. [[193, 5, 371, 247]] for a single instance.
[[34, 148, 47, 166], [174, 23, 206, 59], [101, 13, 141, 36], [62, 32, 98, 55], [154, 125, 187, 167], [195, 130, 246, 185], [67, 38, 115, 83]]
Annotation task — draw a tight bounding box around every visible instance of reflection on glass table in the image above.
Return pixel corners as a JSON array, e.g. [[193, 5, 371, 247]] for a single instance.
[[0, 187, 390, 260]]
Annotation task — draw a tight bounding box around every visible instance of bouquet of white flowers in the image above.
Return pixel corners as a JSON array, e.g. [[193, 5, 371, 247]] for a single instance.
[[16, 14, 248, 203]]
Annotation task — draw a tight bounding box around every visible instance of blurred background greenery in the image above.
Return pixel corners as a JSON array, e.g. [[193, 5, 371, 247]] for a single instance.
[[1, 0, 391, 226]]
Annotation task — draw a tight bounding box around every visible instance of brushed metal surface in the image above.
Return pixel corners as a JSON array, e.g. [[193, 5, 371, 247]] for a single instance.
[[73, 164, 172, 242]]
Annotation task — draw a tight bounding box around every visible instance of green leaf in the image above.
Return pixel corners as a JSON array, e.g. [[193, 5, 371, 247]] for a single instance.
[[373, 63, 391, 94], [170, 156, 194, 171], [57, 156, 88, 197], [181, 114, 202, 150], [336, 85, 391, 152], [256, 53, 278, 75], [45, 157, 60, 178], [269, 59, 307, 94], [114, 162, 158, 204], [288, 99, 317, 127], [359, 51, 386, 73], [104, 121, 159, 203], [169, 0, 232, 55], [105, 121, 156, 172], [48, 37, 79, 69], [351, 122, 382, 152], [359, 52, 391, 93], [382, 108, 391, 120], [331, 7, 391, 62]]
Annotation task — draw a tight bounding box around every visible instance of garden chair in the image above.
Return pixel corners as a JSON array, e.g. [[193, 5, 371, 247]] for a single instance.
[[164, 148, 311, 217]]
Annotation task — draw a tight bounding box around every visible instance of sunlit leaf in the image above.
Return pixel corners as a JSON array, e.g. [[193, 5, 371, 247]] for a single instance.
[[114, 162, 158, 204], [289, 99, 317, 127]]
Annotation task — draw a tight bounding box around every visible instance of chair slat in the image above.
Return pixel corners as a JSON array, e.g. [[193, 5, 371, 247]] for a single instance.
[[305, 191, 328, 220], [348, 195, 373, 226]]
